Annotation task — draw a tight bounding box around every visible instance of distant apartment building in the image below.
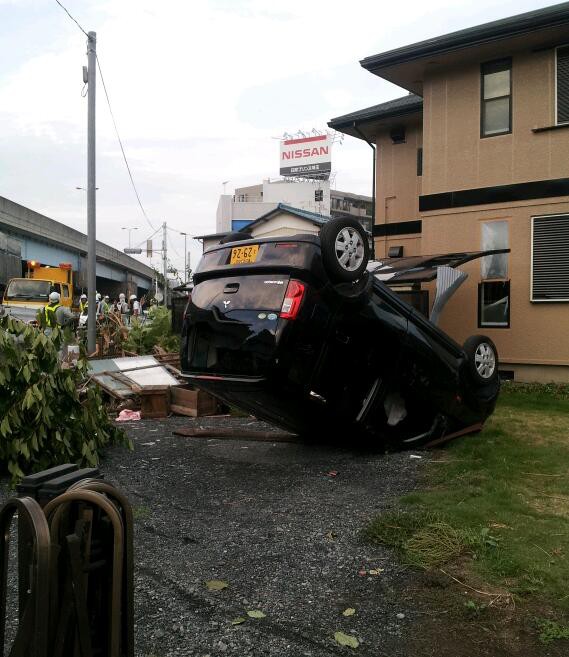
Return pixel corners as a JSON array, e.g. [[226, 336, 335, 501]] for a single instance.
[[216, 179, 372, 234], [329, 2, 569, 383]]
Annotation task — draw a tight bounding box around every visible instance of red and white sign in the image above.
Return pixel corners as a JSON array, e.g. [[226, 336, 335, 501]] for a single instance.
[[280, 135, 331, 178]]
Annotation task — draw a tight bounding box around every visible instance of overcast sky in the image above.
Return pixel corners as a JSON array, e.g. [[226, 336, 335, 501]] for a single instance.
[[0, 0, 555, 275]]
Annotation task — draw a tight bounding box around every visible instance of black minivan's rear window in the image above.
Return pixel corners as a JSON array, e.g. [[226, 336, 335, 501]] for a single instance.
[[191, 275, 288, 312], [196, 239, 318, 276]]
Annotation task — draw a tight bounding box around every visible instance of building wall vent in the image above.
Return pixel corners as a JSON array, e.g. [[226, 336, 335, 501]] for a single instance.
[[532, 214, 569, 301]]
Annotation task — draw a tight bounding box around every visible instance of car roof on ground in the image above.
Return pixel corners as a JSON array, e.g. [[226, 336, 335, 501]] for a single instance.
[[370, 249, 509, 283]]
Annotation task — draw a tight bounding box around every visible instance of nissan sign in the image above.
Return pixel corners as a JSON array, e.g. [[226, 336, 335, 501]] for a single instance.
[[280, 135, 331, 178]]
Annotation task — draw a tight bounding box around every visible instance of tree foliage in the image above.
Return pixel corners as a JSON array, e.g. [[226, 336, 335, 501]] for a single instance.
[[0, 316, 130, 483], [122, 305, 180, 354]]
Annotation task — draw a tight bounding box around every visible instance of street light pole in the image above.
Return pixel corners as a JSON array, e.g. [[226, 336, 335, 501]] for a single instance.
[[86, 31, 97, 354], [162, 221, 168, 307], [121, 226, 139, 248]]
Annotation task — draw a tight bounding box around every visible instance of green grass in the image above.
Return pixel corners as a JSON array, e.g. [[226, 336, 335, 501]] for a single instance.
[[365, 385, 569, 611], [536, 619, 569, 644]]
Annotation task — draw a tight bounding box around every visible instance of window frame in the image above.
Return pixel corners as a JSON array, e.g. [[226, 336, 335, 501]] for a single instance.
[[478, 281, 511, 329], [555, 44, 569, 126], [480, 58, 512, 138], [531, 213, 569, 302]]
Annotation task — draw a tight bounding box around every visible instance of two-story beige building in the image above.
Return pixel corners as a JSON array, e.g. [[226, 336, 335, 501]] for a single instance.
[[330, 2, 569, 383]]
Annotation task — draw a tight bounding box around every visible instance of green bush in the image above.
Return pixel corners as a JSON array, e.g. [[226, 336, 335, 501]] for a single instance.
[[123, 306, 180, 355], [0, 316, 130, 484]]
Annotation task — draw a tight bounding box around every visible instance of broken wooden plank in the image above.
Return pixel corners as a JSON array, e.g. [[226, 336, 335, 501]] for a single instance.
[[172, 427, 299, 443]]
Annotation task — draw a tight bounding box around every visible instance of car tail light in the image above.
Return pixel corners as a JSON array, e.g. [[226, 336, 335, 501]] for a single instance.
[[280, 279, 305, 320]]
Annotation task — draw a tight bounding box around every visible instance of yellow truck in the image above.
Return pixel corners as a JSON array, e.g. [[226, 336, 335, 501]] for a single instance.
[[0, 261, 75, 323]]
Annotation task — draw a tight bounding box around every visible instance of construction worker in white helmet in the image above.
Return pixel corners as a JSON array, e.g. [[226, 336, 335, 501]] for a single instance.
[[118, 292, 129, 324], [79, 293, 87, 314], [129, 294, 140, 318], [42, 291, 73, 331]]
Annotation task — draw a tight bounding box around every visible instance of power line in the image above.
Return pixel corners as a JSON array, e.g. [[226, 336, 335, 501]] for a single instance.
[[167, 232, 182, 259], [135, 225, 161, 248], [96, 54, 157, 232], [54, 0, 89, 37]]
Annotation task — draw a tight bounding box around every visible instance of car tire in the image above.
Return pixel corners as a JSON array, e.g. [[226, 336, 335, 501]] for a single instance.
[[320, 217, 370, 283], [463, 335, 499, 386]]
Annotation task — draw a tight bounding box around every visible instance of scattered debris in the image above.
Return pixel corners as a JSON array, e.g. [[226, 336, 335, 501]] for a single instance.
[[230, 617, 247, 626], [396, 613, 405, 620], [205, 580, 229, 591], [334, 631, 359, 649], [172, 427, 299, 443], [410, 454, 423, 459], [116, 409, 141, 422], [170, 386, 219, 418], [327, 471, 338, 477], [134, 385, 171, 419], [342, 608, 356, 617], [246, 610, 266, 619]]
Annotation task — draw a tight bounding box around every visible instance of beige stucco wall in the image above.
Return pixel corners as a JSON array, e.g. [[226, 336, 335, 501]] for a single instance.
[[422, 198, 569, 374], [422, 48, 569, 195], [375, 118, 422, 224], [374, 234, 422, 259]]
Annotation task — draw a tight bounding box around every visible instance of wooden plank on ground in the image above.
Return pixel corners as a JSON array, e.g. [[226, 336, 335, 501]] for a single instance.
[[172, 427, 300, 443]]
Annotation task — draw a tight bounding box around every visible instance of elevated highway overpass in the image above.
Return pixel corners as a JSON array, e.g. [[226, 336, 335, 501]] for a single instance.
[[0, 194, 154, 298]]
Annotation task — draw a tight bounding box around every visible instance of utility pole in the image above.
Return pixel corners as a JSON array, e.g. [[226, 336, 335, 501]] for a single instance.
[[162, 221, 168, 307], [86, 31, 97, 354], [180, 232, 188, 283]]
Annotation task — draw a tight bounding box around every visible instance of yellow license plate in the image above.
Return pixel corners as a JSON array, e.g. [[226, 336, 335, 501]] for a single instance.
[[230, 244, 259, 264]]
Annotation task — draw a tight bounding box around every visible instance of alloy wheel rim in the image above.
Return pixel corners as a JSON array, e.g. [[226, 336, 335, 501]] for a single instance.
[[334, 228, 365, 272], [474, 342, 496, 379]]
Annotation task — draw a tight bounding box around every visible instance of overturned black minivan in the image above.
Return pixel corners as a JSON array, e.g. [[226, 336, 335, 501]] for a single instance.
[[181, 218, 505, 447]]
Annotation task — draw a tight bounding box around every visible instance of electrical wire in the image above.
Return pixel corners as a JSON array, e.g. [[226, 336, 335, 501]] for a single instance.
[[134, 225, 161, 248], [54, 0, 89, 37], [167, 232, 182, 259], [96, 54, 157, 233]]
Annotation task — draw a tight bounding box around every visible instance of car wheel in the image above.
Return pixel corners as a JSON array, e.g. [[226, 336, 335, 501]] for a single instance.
[[320, 217, 369, 283], [463, 335, 499, 385]]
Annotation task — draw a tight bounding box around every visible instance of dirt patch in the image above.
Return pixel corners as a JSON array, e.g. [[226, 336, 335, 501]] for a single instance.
[[396, 571, 567, 657]]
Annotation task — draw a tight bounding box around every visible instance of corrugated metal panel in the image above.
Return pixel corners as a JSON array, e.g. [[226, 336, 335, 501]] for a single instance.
[[557, 46, 569, 124], [532, 214, 569, 301]]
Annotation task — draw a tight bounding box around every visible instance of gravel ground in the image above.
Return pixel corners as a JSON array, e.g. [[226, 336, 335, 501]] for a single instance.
[[2, 416, 424, 657]]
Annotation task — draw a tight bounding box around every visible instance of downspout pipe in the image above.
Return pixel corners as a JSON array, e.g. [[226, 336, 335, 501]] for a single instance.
[[353, 122, 376, 260]]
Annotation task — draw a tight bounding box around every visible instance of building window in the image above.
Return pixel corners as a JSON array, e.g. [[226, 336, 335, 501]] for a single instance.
[[417, 148, 423, 176], [556, 46, 569, 124], [478, 281, 510, 327], [481, 59, 512, 137], [481, 221, 509, 279], [315, 189, 323, 202], [531, 214, 569, 301], [479, 220, 509, 328]]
